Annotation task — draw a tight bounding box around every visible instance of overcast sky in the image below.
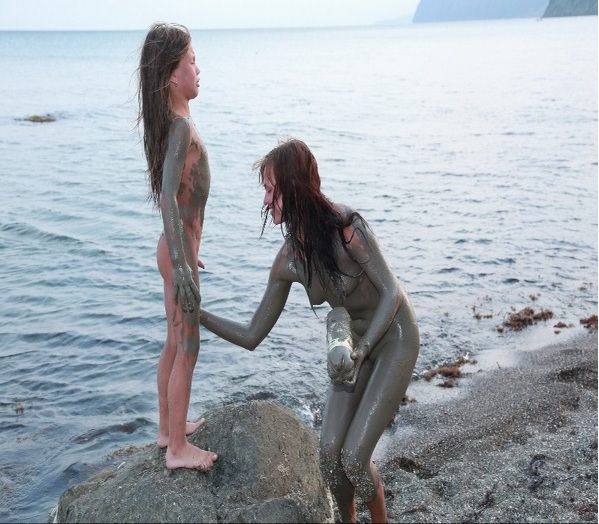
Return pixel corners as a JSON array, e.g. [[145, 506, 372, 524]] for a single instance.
[[0, 0, 421, 30]]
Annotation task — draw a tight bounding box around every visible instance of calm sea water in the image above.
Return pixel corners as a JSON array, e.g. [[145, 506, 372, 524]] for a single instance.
[[0, 18, 597, 522]]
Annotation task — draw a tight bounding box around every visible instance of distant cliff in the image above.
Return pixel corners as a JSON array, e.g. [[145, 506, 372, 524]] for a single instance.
[[413, 0, 549, 23], [543, 0, 597, 17]]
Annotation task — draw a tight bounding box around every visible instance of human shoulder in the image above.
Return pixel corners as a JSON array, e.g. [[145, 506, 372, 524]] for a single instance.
[[167, 115, 192, 147], [332, 205, 375, 265], [332, 202, 356, 221], [331, 203, 369, 243], [270, 240, 298, 282]]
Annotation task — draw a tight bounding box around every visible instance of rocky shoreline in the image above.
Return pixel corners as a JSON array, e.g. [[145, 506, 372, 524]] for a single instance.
[[54, 331, 597, 523], [372, 331, 598, 523]]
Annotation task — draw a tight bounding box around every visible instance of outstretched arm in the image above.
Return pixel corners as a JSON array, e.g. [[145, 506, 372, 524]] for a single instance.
[[200, 245, 294, 350], [160, 117, 199, 315]]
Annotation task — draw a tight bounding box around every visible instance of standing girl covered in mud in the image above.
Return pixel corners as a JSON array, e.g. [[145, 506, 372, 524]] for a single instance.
[[137, 22, 217, 471]]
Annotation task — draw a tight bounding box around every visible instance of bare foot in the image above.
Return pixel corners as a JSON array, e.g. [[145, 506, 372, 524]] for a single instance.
[[165, 442, 218, 471], [157, 418, 206, 449]]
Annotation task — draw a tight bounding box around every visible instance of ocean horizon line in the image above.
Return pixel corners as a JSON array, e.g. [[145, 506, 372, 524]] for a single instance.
[[0, 21, 414, 33]]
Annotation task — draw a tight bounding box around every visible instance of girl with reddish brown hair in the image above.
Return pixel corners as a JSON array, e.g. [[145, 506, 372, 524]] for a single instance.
[[201, 138, 419, 521]]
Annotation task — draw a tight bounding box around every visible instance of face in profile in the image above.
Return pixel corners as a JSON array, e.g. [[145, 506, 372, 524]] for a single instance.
[[262, 165, 283, 225], [170, 45, 200, 100]]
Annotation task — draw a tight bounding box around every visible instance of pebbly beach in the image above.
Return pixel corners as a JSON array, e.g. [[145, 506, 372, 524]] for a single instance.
[[371, 329, 598, 523]]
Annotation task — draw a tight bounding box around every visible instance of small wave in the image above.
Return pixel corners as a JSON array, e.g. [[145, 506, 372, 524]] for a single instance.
[[2, 423, 26, 430], [1, 221, 80, 245], [484, 257, 516, 265], [0, 221, 107, 257], [62, 461, 97, 477], [73, 417, 152, 444], [17, 331, 130, 351], [230, 373, 254, 383], [245, 391, 277, 401], [438, 267, 460, 274], [0, 348, 38, 361]]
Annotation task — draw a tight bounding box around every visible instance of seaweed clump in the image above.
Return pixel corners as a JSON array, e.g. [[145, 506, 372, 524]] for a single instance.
[[423, 355, 477, 388], [580, 314, 598, 330], [496, 307, 554, 333], [23, 114, 56, 123]]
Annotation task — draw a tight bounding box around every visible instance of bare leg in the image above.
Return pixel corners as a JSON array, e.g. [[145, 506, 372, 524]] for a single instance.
[[156, 236, 176, 447], [156, 328, 206, 448], [156, 236, 217, 470], [163, 296, 217, 470], [156, 336, 175, 448], [156, 284, 206, 449], [341, 322, 419, 522], [320, 360, 373, 522], [365, 470, 387, 524]]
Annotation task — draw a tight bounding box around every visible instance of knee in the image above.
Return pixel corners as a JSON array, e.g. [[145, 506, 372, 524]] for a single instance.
[[182, 331, 200, 358], [341, 447, 376, 501], [340, 447, 361, 481], [319, 440, 342, 481], [320, 439, 341, 467], [162, 334, 176, 354]]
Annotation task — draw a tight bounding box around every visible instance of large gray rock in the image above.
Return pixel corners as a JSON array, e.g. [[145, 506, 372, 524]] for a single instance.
[[57, 401, 333, 523]]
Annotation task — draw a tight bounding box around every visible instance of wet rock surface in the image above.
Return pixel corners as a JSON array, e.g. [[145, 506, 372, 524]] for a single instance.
[[57, 400, 333, 523], [21, 114, 57, 123]]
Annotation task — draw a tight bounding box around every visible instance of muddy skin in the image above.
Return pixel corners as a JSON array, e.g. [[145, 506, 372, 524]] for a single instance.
[[139, 24, 217, 472], [327, 307, 355, 385], [201, 210, 419, 522], [157, 113, 216, 470]]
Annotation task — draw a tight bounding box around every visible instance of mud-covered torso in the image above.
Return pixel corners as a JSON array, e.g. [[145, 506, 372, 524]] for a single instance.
[[177, 120, 210, 252], [277, 208, 393, 338], [293, 249, 382, 333]]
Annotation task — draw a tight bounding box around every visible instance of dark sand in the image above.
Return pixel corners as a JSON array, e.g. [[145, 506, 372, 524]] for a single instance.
[[367, 330, 598, 523]]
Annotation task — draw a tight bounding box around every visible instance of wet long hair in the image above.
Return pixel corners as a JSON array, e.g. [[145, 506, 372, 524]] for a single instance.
[[137, 22, 191, 206], [255, 139, 364, 298]]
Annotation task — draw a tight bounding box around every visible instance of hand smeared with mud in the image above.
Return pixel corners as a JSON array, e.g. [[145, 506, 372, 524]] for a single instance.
[[327, 344, 356, 385], [326, 307, 361, 386], [173, 261, 200, 314]]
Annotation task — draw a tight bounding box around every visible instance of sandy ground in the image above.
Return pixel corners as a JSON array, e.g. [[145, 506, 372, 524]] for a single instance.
[[364, 330, 598, 523]]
